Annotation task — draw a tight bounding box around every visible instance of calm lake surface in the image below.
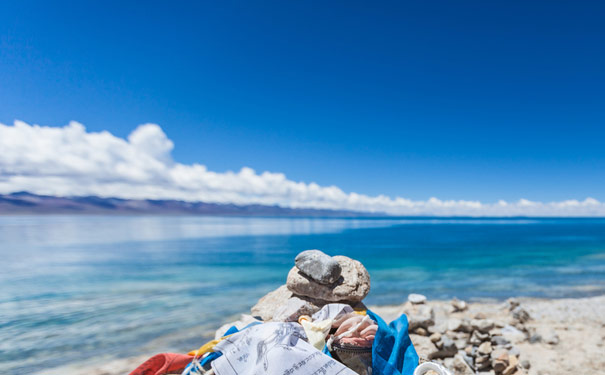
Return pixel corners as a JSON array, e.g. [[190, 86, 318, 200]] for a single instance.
[[1, 216, 604, 374]]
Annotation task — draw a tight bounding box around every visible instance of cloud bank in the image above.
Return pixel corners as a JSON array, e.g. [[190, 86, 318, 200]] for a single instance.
[[0, 120, 603, 216]]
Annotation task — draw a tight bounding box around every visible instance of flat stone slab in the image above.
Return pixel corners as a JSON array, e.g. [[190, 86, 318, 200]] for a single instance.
[[408, 293, 427, 304], [250, 285, 323, 321]]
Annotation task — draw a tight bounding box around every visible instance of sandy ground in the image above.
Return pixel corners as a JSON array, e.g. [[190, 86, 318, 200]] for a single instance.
[[44, 295, 605, 375], [511, 296, 605, 375]]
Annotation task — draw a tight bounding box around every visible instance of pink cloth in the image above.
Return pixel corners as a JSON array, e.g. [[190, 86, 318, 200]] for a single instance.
[[129, 353, 193, 375], [338, 336, 374, 347]]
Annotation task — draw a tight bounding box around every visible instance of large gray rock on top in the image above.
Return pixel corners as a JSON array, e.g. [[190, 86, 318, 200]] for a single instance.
[[286, 255, 370, 302], [295, 250, 342, 285], [250, 285, 323, 321]]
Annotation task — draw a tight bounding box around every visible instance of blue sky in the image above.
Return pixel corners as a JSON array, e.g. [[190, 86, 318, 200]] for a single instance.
[[1, 1, 604, 205]]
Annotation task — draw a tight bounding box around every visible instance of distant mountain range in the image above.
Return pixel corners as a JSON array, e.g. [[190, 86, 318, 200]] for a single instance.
[[0, 192, 377, 216]]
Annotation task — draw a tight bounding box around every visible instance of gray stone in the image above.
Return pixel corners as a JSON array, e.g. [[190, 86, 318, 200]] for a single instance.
[[408, 293, 427, 304], [429, 332, 442, 343], [414, 327, 428, 336], [492, 359, 507, 373], [251, 285, 293, 321], [458, 319, 473, 333], [528, 333, 542, 344], [460, 351, 475, 368], [429, 336, 458, 359], [490, 348, 509, 361], [408, 305, 435, 331], [469, 333, 482, 346], [472, 319, 495, 333], [489, 328, 503, 336], [295, 249, 342, 285], [455, 339, 467, 350], [512, 306, 530, 323], [475, 355, 491, 371], [286, 255, 370, 302], [443, 357, 455, 369], [502, 364, 517, 375], [491, 335, 510, 347], [502, 355, 519, 375], [452, 331, 470, 340], [435, 335, 444, 349], [470, 330, 491, 345], [451, 298, 468, 312], [477, 341, 492, 355], [250, 285, 323, 321], [447, 318, 463, 332], [409, 333, 438, 360], [508, 346, 521, 356], [453, 354, 474, 375], [428, 321, 447, 334], [542, 330, 560, 345], [272, 296, 321, 322], [506, 298, 520, 311], [501, 325, 526, 344], [520, 359, 531, 369]]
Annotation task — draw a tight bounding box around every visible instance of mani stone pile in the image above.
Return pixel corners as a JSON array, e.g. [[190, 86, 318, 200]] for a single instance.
[[247, 250, 541, 375], [403, 296, 539, 375], [251, 250, 371, 321]]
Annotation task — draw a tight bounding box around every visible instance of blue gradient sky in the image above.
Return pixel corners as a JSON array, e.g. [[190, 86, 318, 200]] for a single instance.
[[1, 1, 604, 202]]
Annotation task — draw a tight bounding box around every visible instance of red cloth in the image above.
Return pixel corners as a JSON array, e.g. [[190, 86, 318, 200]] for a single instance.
[[129, 353, 193, 375]]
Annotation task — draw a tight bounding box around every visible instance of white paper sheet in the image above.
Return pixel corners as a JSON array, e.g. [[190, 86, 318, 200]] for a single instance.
[[211, 322, 357, 375]]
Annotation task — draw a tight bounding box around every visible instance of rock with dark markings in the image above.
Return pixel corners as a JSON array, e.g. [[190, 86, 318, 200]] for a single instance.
[[294, 250, 342, 285]]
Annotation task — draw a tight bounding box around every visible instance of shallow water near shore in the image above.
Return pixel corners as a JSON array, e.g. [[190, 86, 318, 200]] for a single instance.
[[1, 216, 605, 374]]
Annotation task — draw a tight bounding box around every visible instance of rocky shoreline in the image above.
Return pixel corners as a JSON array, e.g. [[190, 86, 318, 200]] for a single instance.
[[46, 250, 605, 375], [372, 295, 605, 375], [45, 295, 604, 375]]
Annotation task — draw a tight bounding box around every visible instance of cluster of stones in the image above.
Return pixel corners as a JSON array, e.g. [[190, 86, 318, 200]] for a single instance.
[[250, 249, 371, 322], [405, 296, 544, 375]]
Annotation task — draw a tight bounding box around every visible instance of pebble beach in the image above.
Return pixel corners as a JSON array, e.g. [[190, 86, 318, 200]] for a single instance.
[[45, 295, 605, 375], [373, 295, 605, 375], [44, 248, 605, 375]]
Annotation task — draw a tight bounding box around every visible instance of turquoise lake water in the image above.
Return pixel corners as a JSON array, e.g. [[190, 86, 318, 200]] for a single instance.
[[1, 216, 605, 374]]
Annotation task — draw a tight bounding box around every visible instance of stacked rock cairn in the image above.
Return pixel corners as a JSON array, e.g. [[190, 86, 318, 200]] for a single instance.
[[251, 249, 371, 321], [244, 250, 539, 375]]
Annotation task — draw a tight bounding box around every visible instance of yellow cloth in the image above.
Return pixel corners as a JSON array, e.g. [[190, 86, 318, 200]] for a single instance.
[[300, 318, 333, 351], [189, 310, 367, 356], [188, 334, 233, 357]]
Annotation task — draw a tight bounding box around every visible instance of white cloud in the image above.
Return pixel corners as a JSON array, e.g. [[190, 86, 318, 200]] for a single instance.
[[0, 120, 603, 216]]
